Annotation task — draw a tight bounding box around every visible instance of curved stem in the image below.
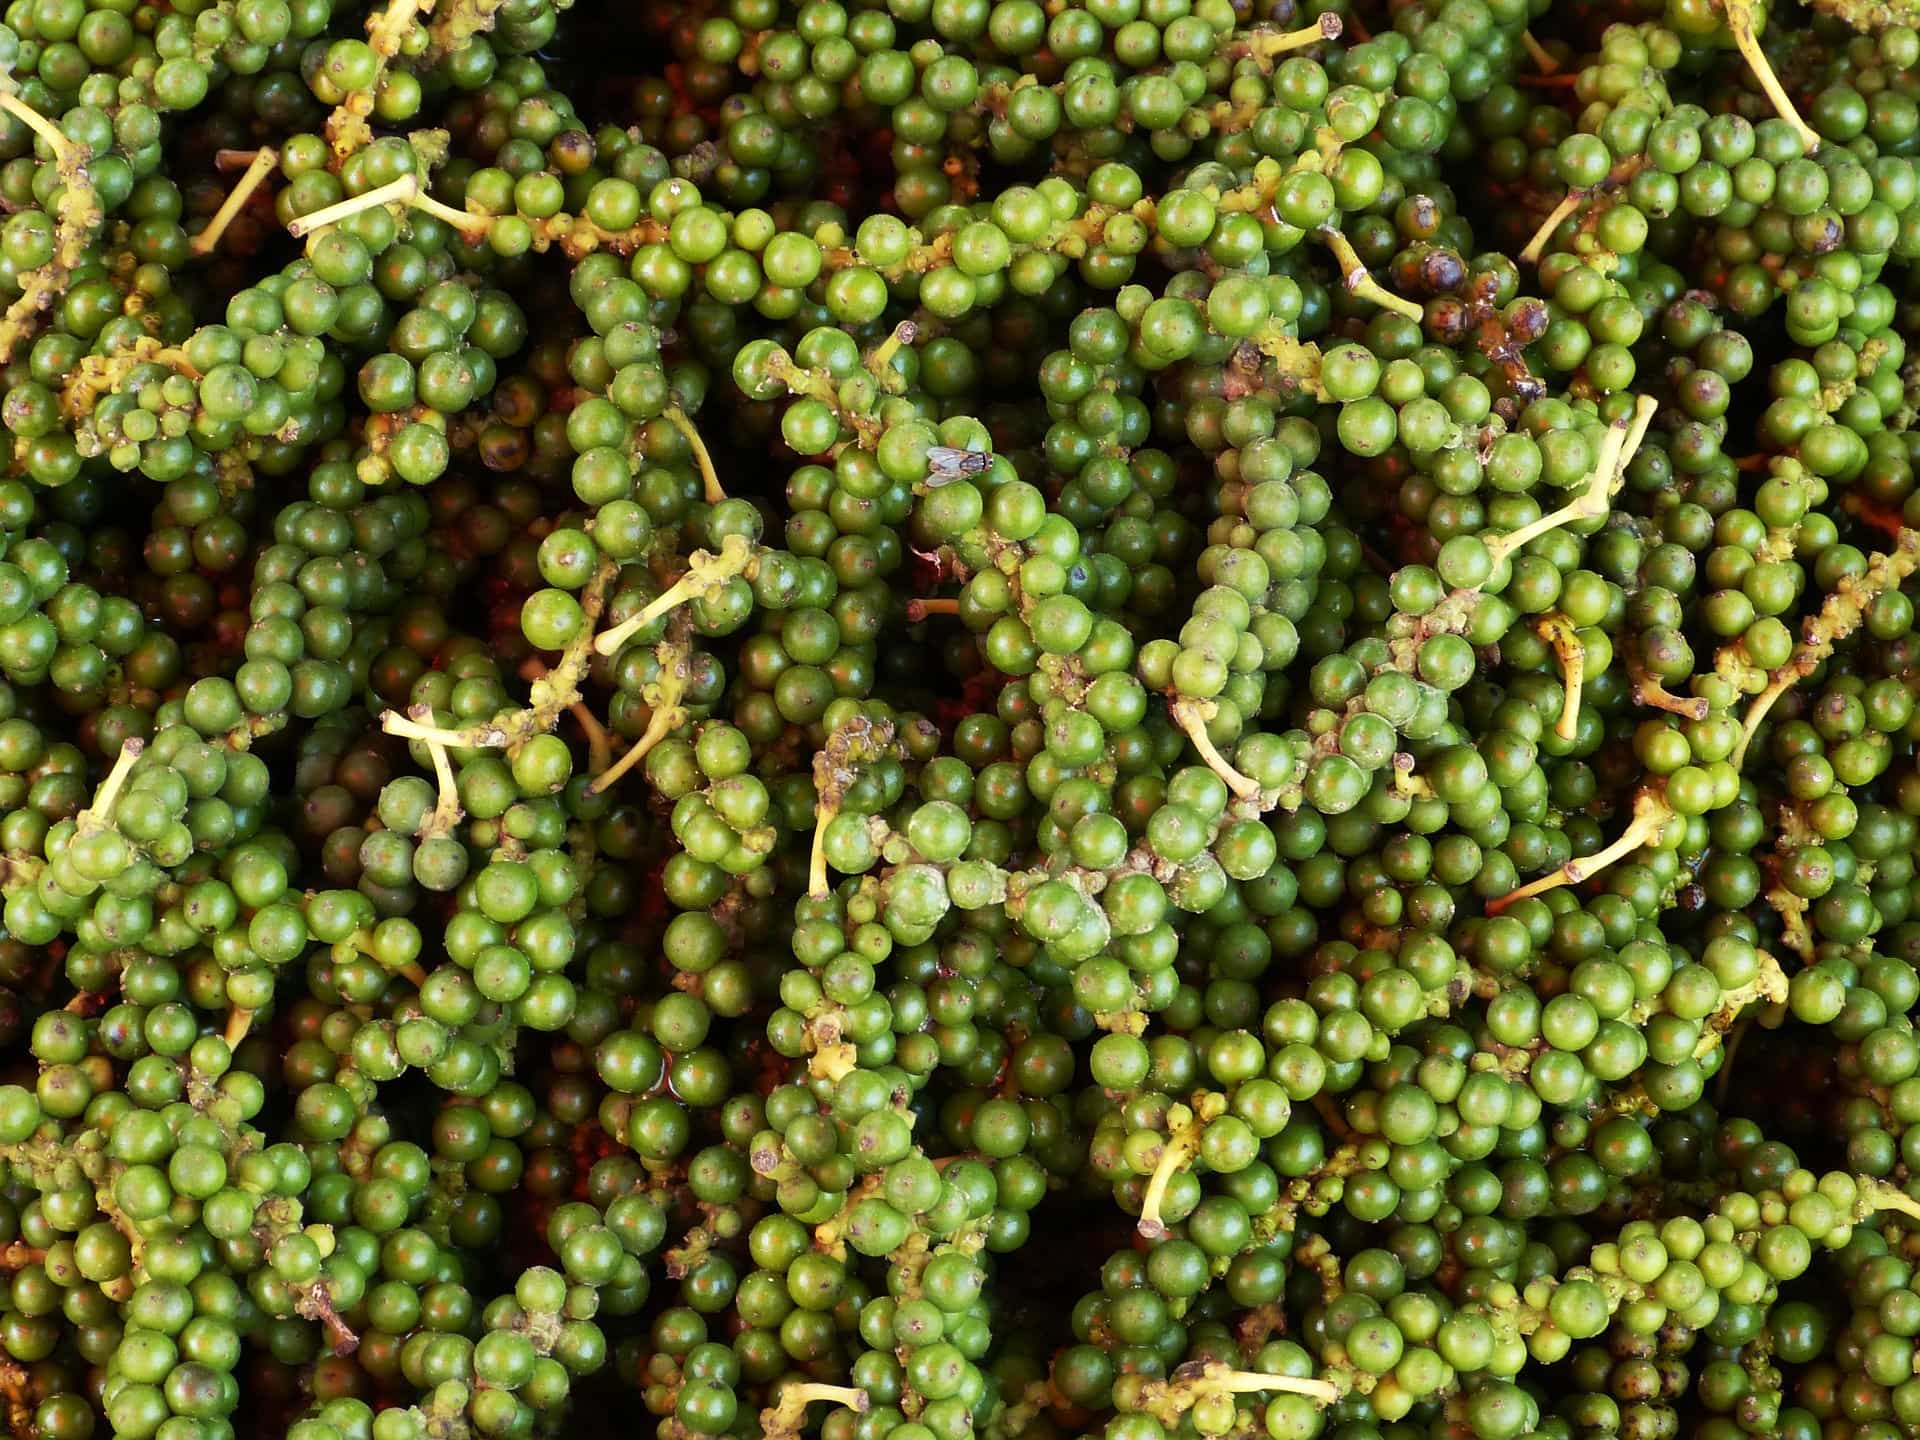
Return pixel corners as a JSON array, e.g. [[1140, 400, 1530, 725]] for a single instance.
[[1519, 189, 1586, 264], [75, 738, 143, 835], [1137, 1131, 1196, 1240], [664, 405, 726, 504], [593, 533, 755, 657], [1483, 397, 1651, 566], [1520, 29, 1559, 72], [1626, 651, 1710, 721], [1485, 426, 1628, 566], [0, 92, 78, 165], [586, 699, 684, 797], [786, 1385, 869, 1411], [1318, 226, 1423, 322], [1724, 0, 1820, 155], [382, 706, 509, 752], [1486, 786, 1672, 914], [866, 319, 919, 386], [192, 147, 279, 256], [570, 701, 612, 776], [1198, 1369, 1340, 1404], [1171, 698, 1260, 800], [407, 186, 492, 235], [287, 173, 420, 238], [1732, 674, 1794, 772], [421, 731, 463, 839], [808, 799, 841, 899], [1863, 1180, 1920, 1224], [1535, 614, 1585, 742], [1245, 13, 1342, 59]]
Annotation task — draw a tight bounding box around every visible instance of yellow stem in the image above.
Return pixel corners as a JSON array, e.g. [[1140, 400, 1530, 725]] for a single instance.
[[1521, 29, 1559, 73], [422, 733, 463, 838], [1486, 787, 1672, 914], [0, 92, 77, 164], [1246, 13, 1343, 58], [1732, 673, 1793, 772], [907, 598, 960, 621], [382, 706, 508, 751], [192, 147, 278, 256], [287, 173, 420, 238], [570, 701, 612, 776], [586, 701, 683, 798], [808, 799, 841, 899], [1535, 614, 1585, 742], [76, 738, 144, 834], [1318, 226, 1423, 322], [1201, 1369, 1341, 1405], [1626, 652, 1710, 721], [865, 319, 919, 384], [664, 405, 726, 505], [225, 1009, 253, 1048], [407, 186, 493, 235], [1619, 392, 1658, 470], [787, 1385, 869, 1411], [1725, 0, 1820, 155], [1137, 1131, 1196, 1240], [592, 534, 754, 657], [1171, 698, 1260, 800], [1519, 189, 1587, 264], [1484, 401, 1648, 565], [1864, 1181, 1920, 1224]]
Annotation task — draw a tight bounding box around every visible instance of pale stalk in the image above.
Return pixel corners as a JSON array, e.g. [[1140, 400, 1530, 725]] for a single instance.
[[287, 174, 420, 238], [1171, 698, 1260, 800], [907, 598, 960, 621], [583, 664, 691, 806], [1519, 189, 1586, 264], [664, 405, 726, 504], [1487, 786, 1672, 913], [1245, 13, 1342, 58], [407, 186, 492, 235], [1484, 422, 1629, 565], [1318, 226, 1423, 322], [570, 701, 612, 776], [592, 534, 754, 657], [224, 1009, 254, 1047], [1482, 394, 1653, 565], [586, 700, 684, 798], [808, 799, 840, 899], [784, 1385, 867, 1411], [75, 738, 143, 834], [1198, 1370, 1340, 1404], [382, 706, 509, 752], [422, 729, 462, 838], [288, 174, 491, 240], [1864, 1180, 1920, 1224], [1535, 614, 1585, 742], [1520, 29, 1559, 72], [865, 319, 918, 383], [1626, 650, 1710, 721], [192, 147, 279, 255], [1137, 1131, 1196, 1239], [760, 1382, 870, 1440], [0, 91, 78, 163], [1724, 0, 1819, 154]]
